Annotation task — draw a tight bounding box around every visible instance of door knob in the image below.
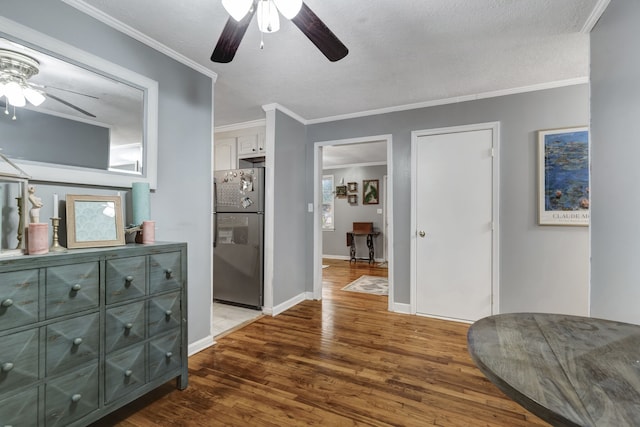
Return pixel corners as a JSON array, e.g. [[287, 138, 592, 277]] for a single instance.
[[418, 231, 426, 238]]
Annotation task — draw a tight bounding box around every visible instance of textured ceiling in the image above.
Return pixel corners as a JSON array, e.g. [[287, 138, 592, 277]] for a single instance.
[[69, 0, 600, 127]]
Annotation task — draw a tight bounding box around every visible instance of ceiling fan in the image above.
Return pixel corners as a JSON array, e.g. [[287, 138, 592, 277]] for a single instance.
[[212, 0, 348, 63], [0, 49, 96, 120]]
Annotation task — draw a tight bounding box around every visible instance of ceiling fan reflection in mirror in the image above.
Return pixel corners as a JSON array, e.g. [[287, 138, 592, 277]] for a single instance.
[[0, 49, 96, 120], [212, 0, 348, 63]]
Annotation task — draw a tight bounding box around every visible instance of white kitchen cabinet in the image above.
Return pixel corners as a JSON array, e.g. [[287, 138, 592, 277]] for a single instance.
[[237, 132, 265, 158], [214, 137, 237, 170]]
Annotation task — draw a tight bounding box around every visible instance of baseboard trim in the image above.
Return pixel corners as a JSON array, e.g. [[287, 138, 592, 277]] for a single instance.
[[322, 254, 350, 260], [322, 254, 386, 263], [265, 292, 313, 316], [188, 335, 215, 356], [415, 312, 474, 324], [392, 303, 411, 314]]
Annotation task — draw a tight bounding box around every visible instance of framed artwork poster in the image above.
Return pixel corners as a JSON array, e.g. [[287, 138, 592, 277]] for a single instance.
[[362, 179, 379, 205], [335, 185, 347, 198], [66, 194, 125, 248], [348, 194, 358, 204], [347, 182, 358, 193], [538, 126, 589, 226]]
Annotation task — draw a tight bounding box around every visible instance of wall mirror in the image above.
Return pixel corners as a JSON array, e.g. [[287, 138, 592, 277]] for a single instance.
[[0, 17, 158, 189]]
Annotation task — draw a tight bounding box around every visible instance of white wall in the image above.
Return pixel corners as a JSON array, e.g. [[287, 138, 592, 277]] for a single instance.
[[590, 0, 640, 324]]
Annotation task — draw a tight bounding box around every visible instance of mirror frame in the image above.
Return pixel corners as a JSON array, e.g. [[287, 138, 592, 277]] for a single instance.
[[0, 16, 158, 189]]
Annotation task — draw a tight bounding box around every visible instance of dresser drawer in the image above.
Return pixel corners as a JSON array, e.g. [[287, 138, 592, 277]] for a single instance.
[[105, 256, 146, 304], [149, 330, 181, 381], [149, 252, 181, 294], [148, 292, 181, 336], [105, 344, 146, 404], [45, 262, 99, 318], [105, 301, 145, 353], [46, 313, 99, 375], [0, 269, 39, 331], [45, 362, 98, 427], [0, 387, 39, 427], [0, 329, 39, 395]]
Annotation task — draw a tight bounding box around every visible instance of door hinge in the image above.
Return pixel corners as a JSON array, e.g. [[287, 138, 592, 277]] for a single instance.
[[491, 148, 495, 157]]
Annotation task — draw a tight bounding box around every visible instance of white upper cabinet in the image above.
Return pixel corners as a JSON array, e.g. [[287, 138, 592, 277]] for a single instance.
[[237, 132, 266, 157], [214, 137, 237, 170]]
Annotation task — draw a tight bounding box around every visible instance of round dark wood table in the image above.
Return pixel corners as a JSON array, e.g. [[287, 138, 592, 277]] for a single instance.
[[467, 313, 640, 427]]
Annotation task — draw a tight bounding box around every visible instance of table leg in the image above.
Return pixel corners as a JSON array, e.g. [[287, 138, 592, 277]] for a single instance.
[[367, 234, 374, 264], [349, 233, 356, 263]]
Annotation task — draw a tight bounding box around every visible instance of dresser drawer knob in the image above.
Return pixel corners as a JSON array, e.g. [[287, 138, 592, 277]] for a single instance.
[[124, 369, 133, 378], [165, 310, 173, 317], [124, 323, 134, 330], [165, 351, 173, 359], [71, 394, 82, 403], [1, 299, 13, 308], [1, 362, 14, 372], [73, 338, 83, 346], [71, 284, 82, 292], [165, 269, 173, 279], [125, 276, 134, 285]]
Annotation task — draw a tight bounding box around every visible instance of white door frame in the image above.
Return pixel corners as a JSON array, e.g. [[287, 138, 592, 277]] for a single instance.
[[410, 122, 500, 317], [313, 134, 395, 311]]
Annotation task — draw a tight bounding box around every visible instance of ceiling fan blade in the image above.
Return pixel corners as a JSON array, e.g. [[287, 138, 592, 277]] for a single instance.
[[211, 5, 257, 63], [45, 86, 99, 99], [45, 92, 96, 118], [291, 2, 348, 62]]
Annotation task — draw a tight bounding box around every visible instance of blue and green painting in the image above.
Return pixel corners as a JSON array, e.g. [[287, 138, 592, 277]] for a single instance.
[[544, 130, 589, 211]]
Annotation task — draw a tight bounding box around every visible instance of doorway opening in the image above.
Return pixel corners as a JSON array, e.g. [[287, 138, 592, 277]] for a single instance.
[[313, 135, 394, 311]]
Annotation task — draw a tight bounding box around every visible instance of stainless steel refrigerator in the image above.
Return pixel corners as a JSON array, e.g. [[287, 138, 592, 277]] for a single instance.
[[213, 168, 264, 308]]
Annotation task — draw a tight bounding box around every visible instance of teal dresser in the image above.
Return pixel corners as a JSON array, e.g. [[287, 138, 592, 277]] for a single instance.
[[0, 242, 188, 426]]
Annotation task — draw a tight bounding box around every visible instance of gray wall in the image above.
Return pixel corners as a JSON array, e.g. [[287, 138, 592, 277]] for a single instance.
[[323, 165, 386, 258], [307, 85, 590, 315], [2, 1, 213, 344], [273, 110, 307, 305], [590, 0, 640, 324], [0, 108, 110, 169]]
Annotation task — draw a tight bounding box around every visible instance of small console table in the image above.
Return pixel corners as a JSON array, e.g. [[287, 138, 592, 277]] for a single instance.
[[467, 313, 640, 427]]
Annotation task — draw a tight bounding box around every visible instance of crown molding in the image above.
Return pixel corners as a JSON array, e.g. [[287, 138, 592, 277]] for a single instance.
[[581, 0, 611, 34], [262, 103, 307, 124], [61, 0, 218, 81], [323, 161, 387, 170], [214, 118, 266, 133], [306, 77, 589, 125]]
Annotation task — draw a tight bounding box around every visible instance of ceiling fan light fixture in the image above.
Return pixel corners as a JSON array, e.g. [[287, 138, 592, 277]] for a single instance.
[[257, 0, 280, 33], [4, 81, 26, 107], [23, 86, 45, 106], [273, 0, 302, 19], [221, 0, 253, 22]]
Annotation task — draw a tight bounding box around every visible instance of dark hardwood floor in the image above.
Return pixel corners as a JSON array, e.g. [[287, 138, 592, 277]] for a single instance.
[[93, 258, 548, 426]]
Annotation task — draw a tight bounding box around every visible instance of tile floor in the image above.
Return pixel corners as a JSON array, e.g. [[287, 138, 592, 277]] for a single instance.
[[212, 302, 263, 338]]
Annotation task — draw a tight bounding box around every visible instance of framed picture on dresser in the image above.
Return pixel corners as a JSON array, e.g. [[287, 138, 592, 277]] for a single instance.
[[66, 194, 125, 248]]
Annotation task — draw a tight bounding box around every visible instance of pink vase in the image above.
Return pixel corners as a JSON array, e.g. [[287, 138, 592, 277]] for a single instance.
[[28, 223, 49, 255], [142, 220, 155, 244]]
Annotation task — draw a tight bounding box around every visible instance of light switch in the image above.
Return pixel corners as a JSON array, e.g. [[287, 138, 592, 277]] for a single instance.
[[308, 203, 314, 213], [377, 208, 383, 214]]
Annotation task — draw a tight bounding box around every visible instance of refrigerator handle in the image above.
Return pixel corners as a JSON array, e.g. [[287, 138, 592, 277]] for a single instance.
[[213, 178, 218, 248], [213, 213, 218, 248]]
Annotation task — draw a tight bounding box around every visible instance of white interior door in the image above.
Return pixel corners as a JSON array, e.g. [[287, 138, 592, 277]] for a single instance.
[[415, 128, 494, 321]]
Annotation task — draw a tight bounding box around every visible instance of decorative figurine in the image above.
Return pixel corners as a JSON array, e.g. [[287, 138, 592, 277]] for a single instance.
[[28, 184, 43, 223]]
